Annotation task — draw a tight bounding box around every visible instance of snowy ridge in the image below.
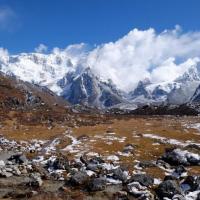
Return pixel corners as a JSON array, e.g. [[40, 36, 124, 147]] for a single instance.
[[1, 50, 200, 108]]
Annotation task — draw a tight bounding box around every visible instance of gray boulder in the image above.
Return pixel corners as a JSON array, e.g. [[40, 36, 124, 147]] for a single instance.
[[128, 174, 154, 187], [156, 180, 183, 199], [87, 177, 107, 191], [69, 171, 90, 186]]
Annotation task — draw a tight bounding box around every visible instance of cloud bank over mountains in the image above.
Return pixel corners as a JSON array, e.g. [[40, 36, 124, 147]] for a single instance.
[[1, 26, 200, 91]]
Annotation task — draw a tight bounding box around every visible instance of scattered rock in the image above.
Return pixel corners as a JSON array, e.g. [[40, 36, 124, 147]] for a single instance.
[[86, 163, 101, 173], [8, 153, 28, 164], [162, 148, 200, 166], [47, 156, 69, 171], [28, 173, 43, 187], [0, 170, 13, 178], [32, 164, 50, 179]]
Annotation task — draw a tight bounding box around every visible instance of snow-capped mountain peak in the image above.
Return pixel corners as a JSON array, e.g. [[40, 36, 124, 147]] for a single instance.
[[1, 50, 200, 108], [176, 63, 200, 82]]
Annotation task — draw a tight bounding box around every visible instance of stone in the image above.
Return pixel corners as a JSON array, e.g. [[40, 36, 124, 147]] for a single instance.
[[0, 170, 13, 178], [156, 159, 171, 169], [87, 177, 107, 191], [68, 171, 90, 186], [47, 156, 69, 171], [32, 164, 49, 179], [138, 160, 156, 168], [86, 163, 100, 172], [89, 156, 105, 165], [112, 167, 129, 183], [162, 148, 189, 166], [174, 165, 187, 174], [128, 174, 154, 187], [122, 144, 134, 154], [127, 182, 153, 199], [12, 166, 21, 176], [28, 173, 43, 187], [80, 155, 89, 166], [8, 154, 28, 164], [172, 194, 186, 200], [181, 176, 200, 192], [156, 180, 183, 199]]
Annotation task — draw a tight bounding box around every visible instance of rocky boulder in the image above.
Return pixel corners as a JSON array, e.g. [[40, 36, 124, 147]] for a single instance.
[[128, 174, 154, 187], [68, 171, 90, 186], [156, 180, 183, 199], [87, 177, 107, 191]]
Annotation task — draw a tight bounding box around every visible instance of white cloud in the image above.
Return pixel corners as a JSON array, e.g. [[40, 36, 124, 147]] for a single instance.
[[0, 48, 9, 63], [85, 27, 200, 91], [35, 44, 48, 53], [2, 26, 200, 92], [0, 6, 17, 31]]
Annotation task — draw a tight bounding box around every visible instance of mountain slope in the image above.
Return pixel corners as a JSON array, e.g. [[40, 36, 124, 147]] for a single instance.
[[1, 52, 200, 109], [129, 63, 200, 106], [59, 68, 125, 108], [0, 72, 107, 127]]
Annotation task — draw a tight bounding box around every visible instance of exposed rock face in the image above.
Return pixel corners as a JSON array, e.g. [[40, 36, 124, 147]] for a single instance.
[[129, 79, 151, 100], [60, 68, 124, 108], [0, 72, 107, 127], [191, 84, 200, 102]]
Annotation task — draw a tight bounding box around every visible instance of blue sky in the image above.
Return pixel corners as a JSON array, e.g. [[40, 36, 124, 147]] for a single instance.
[[0, 0, 200, 53]]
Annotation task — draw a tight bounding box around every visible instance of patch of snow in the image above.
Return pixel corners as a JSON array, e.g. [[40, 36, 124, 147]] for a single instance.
[[107, 155, 119, 161], [143, 133, 200, 147], [117, 151, 132, 157], [86, 170, 96, 176], [185, 190, 200, 200], [0, 160, 5, 167], [86, 152, 99, 157], [62, 134, 81, 152], [101, 163, 119, 171], [32, 156, 44, 163], [154, 178, 162, 185], [106, 178, 122, 185]]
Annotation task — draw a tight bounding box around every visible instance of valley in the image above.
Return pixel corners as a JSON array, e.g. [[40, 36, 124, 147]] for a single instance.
[[0, 115, 200, 199]]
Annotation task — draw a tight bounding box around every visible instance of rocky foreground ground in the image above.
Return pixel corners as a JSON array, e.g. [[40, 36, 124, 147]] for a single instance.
[[0, 117, 200, 200]]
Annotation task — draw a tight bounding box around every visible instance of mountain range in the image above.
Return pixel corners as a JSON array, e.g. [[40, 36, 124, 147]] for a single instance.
[[1, 52, 200, 110]]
